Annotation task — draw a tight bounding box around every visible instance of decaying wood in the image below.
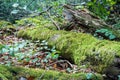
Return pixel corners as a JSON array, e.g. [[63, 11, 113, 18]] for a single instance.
[[63, 5, 113, 33]]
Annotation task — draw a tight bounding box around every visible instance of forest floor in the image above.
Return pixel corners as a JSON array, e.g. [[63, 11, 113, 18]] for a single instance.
[[0, 27, 92, 74]]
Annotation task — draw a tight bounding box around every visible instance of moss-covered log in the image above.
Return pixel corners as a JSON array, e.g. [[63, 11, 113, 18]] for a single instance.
[[0, 65, 103, 80], [17, 23, 120, 72], [63, 5, 120, 40]]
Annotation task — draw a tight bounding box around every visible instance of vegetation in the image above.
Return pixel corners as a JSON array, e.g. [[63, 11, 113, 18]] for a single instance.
[[0, 0, 120, 80]]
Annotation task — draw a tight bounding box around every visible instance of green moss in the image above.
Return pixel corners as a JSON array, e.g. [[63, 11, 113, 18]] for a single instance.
[[0, 65, 13, 79], [0, 20, 16, 32], [17, 16, 120, 72], [0, 73, 8, 80], [0, 20, 12, 28], [17, 26, 120, 72], [16, 16, 57, 30], [0, 65, 103, 80]]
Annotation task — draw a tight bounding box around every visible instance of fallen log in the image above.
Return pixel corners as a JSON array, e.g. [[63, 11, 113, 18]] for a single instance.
[[15, 16, 120, 73], [63, 5, 120, 40]]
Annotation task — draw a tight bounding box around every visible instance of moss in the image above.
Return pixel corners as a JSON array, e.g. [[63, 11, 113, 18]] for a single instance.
[[0, 65, 13, 79], [0, 20, 16, 34], [16, 16, 57, 30], [16, 16, 120, 72], [18, 27, 120, 72], [0, 73, 8, 80], [0, 65, 103, 80], [17, 25, 120, 72], [0, 20, 12, 28]]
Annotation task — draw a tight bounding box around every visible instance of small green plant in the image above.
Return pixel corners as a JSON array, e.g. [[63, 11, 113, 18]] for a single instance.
[[86, 73, 93, 80], [87, 0, 116, 20], [40, 40, 60, 60], [0, 39, 60, 67], [0, 40, 27, 56], [94, 29, 116, 40]]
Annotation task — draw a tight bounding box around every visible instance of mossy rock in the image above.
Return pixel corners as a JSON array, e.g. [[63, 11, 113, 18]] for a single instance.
[[0, 65, 103, 80]]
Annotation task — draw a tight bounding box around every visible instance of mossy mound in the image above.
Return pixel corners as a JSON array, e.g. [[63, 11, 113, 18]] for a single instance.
[[0, 65, 103, 80], [0, 20, 14, 29], [15, 16, 58, 30], [0, 20, 16, 36], [17, 24, 120, 73]]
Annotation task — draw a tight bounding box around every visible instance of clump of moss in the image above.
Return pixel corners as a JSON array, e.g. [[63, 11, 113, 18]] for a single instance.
[[0, 65, 103, 80], [0, 65, 13, 79], [0, 20, 12, 28], [16, 16, 57, 30], [0, 20, 15, 30], [0, 73, 8, 80]]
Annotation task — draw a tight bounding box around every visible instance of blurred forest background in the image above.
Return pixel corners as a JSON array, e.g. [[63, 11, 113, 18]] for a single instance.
[[0, 0, 120, 26]]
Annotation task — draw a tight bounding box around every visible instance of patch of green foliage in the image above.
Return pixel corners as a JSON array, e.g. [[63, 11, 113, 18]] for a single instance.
[[0, 65, 103, 80], [94, 29, 116, 40], [0, 39, 60, 66], [86, 0, 117, 20], [113, 20, 120, 29]]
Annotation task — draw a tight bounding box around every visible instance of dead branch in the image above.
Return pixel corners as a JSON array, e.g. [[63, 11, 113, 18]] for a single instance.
[[46, 11, 60, 30]]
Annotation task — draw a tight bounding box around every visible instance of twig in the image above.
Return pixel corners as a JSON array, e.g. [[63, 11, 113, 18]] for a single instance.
[[47, 60, 73, 68], [29, 6, 60, 30], [46, 11, 60, 30], [30, 6, 52, 17], [64, 60, 73, 68]]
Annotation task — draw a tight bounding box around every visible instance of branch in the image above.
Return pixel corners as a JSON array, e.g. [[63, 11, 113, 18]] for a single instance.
[[29, 6, 60, 30], [29, 6, 52, 17], [46, 11, 60, 30]]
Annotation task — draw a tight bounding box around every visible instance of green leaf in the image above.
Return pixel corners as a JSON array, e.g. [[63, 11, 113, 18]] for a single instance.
[[3, 56, 9, 60], [42, 58, 48, 63], [11, 10, 19, 14], [105, 32, 110, 36], [66, 68, 71, 73], [52, 54, 59, 59], [32, 58, 38, 63], [86, 73, 93, 79], [46, 54, 51, 59], [5, 61, 11, 66], [109, 35, 116, 40], [2, 48, 9, 53], [25, 57, 30, 62]]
